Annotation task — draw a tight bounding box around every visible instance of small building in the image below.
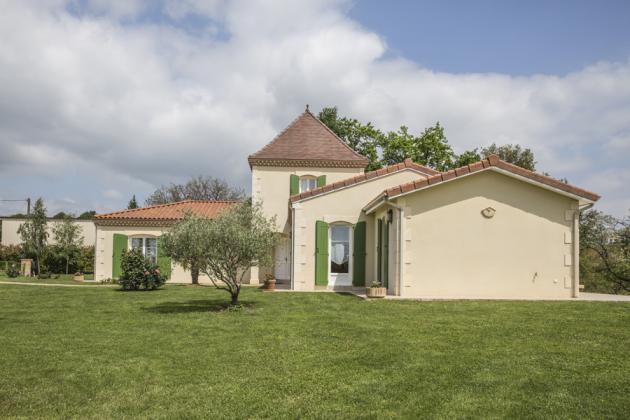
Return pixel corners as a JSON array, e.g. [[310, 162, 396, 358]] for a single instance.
[[93, 201, 238, 283]]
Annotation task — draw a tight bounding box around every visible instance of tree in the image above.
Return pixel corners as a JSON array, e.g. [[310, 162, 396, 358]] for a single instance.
[[381, 123, 456, 171], [481, 143, 536, 171], [52, 215, 84, 274], [145, 176, 245, 206], [580, 209, 630, 293], [160, 212, 211, 285], [127, 195, 139, 209], [197, 202, 278, 305], [17, 198, 48, 274], [453, 149, 482, 168], [78, 210, 96, 219], [318, 107, 384, 170]]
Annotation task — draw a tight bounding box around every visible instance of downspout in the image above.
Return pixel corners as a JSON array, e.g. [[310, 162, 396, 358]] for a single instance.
[[573, 202, 594, 298], [384, 199, 404, 297], [290, 205, 295, 291]]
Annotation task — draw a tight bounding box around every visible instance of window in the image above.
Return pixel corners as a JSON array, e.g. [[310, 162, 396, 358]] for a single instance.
[[330, 225, 350, 274], [130, 237, 158, 264], [299, 176, 317, 193]]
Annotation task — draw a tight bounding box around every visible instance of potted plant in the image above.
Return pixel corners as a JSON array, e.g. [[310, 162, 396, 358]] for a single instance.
[[73, 271, 85, 282], [366, 281, 386, 298], [263, 273, 276, 291]]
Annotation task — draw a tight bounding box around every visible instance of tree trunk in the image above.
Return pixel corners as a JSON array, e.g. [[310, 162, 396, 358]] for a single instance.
[[231, 293, 239, 306], [191, 266, 199, 285], [66, 257, 69, 275]]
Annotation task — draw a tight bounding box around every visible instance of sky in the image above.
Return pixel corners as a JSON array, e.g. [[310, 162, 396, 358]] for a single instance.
[[0, 0, 629, 217]]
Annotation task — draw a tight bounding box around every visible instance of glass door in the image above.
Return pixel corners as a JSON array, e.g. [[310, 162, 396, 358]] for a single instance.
[[329, 225, 352, 286]]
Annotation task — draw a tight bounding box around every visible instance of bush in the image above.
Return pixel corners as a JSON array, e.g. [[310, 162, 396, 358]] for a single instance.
[[119, 249, 166, 291], [6, 262, 20, 278], [0, 245, 25, 263]]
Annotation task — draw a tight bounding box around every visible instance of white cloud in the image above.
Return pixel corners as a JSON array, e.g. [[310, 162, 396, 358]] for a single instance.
[[0, 0, 628, 216]]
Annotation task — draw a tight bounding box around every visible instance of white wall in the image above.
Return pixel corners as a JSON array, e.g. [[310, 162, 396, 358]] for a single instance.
[[1, 218, 95, 247]]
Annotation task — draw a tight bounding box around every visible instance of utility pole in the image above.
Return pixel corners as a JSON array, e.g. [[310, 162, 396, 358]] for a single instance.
[[0, 198, 31, 215]]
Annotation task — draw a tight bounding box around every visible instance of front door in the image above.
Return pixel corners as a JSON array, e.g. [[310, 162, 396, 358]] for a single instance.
[[274, 237, 291, 280], [329, 225, 352, 286]]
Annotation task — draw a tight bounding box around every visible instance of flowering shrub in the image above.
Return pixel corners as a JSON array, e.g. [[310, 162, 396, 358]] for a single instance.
[[119, 249, 166, 291]]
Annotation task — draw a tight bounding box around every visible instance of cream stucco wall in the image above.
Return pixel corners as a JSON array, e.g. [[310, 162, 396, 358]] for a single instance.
[[292, 169, 427, 291], [250, 165, 365, 284], [395, 170, 578, 299], [1, 218, 95, 247], [251, 165, 365, 233], [94, 225, 218, 284]]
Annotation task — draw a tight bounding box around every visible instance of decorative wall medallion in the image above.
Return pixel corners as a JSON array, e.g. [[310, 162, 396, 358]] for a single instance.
[[481, 207, 496, 218]]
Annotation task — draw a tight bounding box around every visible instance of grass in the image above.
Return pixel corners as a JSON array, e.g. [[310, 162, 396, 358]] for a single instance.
[[1, 284, 629, 419], [0, 274, 98, 286]]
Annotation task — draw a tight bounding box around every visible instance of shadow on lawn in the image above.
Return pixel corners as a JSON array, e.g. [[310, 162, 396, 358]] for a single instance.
[[144, 299, 255, 314]]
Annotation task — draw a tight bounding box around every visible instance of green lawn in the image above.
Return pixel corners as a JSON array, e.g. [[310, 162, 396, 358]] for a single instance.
[[0, 274, 97, 286], [1, 285, 629, 419]]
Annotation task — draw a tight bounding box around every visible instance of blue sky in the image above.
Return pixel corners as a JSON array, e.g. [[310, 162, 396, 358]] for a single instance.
[[0, 0, 628, 217], [350, 0, 630, 75]]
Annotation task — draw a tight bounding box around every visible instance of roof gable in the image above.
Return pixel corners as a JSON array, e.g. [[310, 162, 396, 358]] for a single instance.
[[290, 158, 437, 203], [94, 200, 239, 224], [364, 155, 600, 212], [248, 108, 369, 169]]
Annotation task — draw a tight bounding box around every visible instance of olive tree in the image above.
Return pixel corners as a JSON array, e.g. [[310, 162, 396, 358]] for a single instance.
[[159, 212, 210, 285], [199, 202, 278, 305]]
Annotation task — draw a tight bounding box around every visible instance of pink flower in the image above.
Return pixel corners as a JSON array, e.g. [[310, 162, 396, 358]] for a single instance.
[[155, 269, 160, 274], [144, 271, 150, 276]]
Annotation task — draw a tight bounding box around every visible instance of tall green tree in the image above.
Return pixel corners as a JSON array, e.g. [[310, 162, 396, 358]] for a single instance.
[[452, 149, 482, 167], [160, 212, 211, 285], [480, 143, 536, 171], [318, 107, 383, 170], [580, 209, 630, 293], [52, 215, 84, 274], [17, 198, 48, 274], [381, 123, 455, 171], [127, 195, 138, 209]]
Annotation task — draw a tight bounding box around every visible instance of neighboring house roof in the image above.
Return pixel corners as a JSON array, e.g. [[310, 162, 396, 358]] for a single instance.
[[364, 155, 600, 212], [248, 107, 369, 169], [290, 158, 438, 203], [94, 200, 239, 225]]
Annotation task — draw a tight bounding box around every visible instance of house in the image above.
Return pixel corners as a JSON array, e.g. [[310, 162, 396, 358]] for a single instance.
[[93, 201, 238, 283], [249, 107, 600, 298], [95, 106, 600, 299], [0, 217, 95, 247]]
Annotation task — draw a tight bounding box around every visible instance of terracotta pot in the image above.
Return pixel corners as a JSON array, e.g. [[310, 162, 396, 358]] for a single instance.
[[366, 287, 386, 298], [264, 279, 276, 291]]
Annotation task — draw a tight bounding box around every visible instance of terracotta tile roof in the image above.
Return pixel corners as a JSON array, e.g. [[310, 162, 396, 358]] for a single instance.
[[248, 108, 369, 168], [94, 200, 239, 222], [364, 155, 600, 210], [290, 158, 438, 203]]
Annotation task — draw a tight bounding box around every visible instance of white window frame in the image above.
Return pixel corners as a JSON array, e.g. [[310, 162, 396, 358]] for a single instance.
[[129, 236, 158, 265], [299, 175, 317, 193]]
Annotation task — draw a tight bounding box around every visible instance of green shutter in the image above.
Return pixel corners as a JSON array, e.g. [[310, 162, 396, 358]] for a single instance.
[[383, 221, 389, 288], [112, 233, 128, 279], [157, 245, 172, 280], [315, 220, 329, 286], [353, 221, 366, 286], [377, 219, 382, 283], [290, 174, 299, 195], [316, 175, 326, 187]]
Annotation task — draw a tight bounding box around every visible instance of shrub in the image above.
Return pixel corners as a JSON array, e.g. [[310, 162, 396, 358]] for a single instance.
[[0, 245, 25, 262], [37, 272, 51, 279], [119, 249, 166, 291], [6, 262, 20, 278]]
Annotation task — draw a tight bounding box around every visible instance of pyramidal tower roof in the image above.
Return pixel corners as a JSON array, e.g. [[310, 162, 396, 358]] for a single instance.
[[248, 106, 369, 169]]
